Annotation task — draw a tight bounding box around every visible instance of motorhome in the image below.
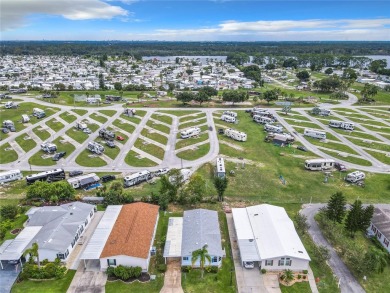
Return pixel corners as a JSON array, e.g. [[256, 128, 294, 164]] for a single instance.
[[345, 171, 366, 183], [33, 108, 46, 119], [26, 169, 65, 184], [223, 111, 238, 118], [5, 101, 17, 109], [76, 121, 87, 130], [87, 141, 105, 155], [124, 170, 151, 187], [304, 128, 327, 139], [224, 128, 247, 142], [41, 142, 57, 153], [123, 108, 136, 117], [215, 157, 226, 178], [22, 114, 30, 123], [264, 124, 283, 133], [86, 97, 101, 104], [304, 159, 335, 171], [312, 107, 331, 116], [265, 133, 295, 144], [221, 114, 236, 123], [253, 115, 273, 125], [2, 120, 16, 131], [329, 120, 354, 131], [67, 173, 100, 189], [99, 128, 115, 141], [181, 127, 201, 139], [0, 170, 23, 184]]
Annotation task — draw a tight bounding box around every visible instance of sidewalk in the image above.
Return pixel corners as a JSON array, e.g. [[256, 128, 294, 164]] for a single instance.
[[160, 260, 184, 293]]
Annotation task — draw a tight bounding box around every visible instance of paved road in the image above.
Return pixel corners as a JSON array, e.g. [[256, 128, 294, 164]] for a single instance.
[[301, 203, 390, 293]]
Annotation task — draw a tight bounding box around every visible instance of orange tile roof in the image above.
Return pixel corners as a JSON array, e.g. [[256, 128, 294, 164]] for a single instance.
[[100, 202, 159, 259]]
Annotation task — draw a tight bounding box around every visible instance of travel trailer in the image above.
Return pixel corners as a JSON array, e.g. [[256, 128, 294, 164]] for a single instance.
[[181, 127, 201, 139], [87, 141, 105, 155], [304, 128, 327, 139], [41, 142, 57, 153], [253, 115, 273, 124], [99, 128, 115, 141], [304, 159, 335, 171], [0, 170, 23, 184], [264, 124, 283, 133], [345, 171, 365, 183], [124, 170, 152, 187], [329, 120, 355, 131], [224, 128, 247, 142], [22, 114, 30, 123], [221, 114, 236, 123], [33, 108, 46, 119], [223, 111, 237, 118], [67, 173, 100, 189]]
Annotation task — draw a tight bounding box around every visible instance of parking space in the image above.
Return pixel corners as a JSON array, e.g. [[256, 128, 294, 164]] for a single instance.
[[0, 261, 22, 293]]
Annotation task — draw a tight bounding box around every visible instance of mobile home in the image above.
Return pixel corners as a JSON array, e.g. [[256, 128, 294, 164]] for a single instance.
[[124, 170, 151, 187], [221, 115, 236, 123], [67, 173, 100, 189], [0, 170, 23, 184], [345, 171, 365, 183], [264, 124, 283, 133], [304, 128, 326, 139], [304, 159, 335, 171]]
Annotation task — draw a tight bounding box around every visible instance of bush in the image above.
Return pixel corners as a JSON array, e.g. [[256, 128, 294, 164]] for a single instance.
[[106, 266, 115, 277], [181, 265, 192, 273], [114, 265, 130, 280], [302, 270, 308, 274], [157, 264, 167, 272], [298, 274, 302, 279], [19, 261, 66, 280], [204, 266, 218, 273], [0, 204, 18, 220], [261, 268, 267, 274], [41, 259, 49, 265]]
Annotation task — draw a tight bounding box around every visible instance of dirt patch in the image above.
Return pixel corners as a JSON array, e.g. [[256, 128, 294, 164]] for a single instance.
[[11, 228, 22, 235], [219, 154, 265, 168]]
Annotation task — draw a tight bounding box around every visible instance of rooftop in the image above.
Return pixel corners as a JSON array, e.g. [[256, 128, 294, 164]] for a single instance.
[[163, 217, 183, 258], [372, 207, 390, 240]]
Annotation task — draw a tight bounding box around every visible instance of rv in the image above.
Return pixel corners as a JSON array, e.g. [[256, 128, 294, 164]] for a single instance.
[[215, 157, 226, 178], [181, 127, 201, 139], [223, 111, 237, 118], [124, 170, 151, 187], [33, 108, 46, 119], [4, 101, 18, 109], [264, 124, 283, 133], [253, 115, 273, 124], [304, 159, 335, 171], [99, 128, 115, 141], [0, 170, 23, 184], [22, 114, 30, 123], [221, 115, 236, 123], [304, 128, 326, 139], [224, 128, 247, 142], [123, 108, 136, 117], [67, 173, 100, 189], [87, 141, 104, 155], [329, 120, 354, 131], [86, 97, 101, 104], [345, 171, 365, 183], [76, 121, 87, 130], [252, 107, 269, 117], [169, 169, 192, 184], [2, 120, 16, 132], [312, 107, 331, 116], [26, 168, 65, 184], [265, 133, 295, 144], [41, 142, 57, 153]]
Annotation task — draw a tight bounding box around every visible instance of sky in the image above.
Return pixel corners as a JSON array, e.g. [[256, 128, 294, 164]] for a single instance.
[[1, 0, 390, 41]]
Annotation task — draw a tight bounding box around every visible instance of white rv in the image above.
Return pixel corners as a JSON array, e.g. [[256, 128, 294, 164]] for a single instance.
[[223, 111, 237, 118], [87, 141, 104, 155], [86, 97, 101, 104], [180, 127, 201, 139], [345, 171, 365, 183], [329, 120, 354, 131], [215, 157, 226, 178], [224, 128, 247, 142], [22, 114, 30, 123], [67, 173, 100, 189], [304, 159, 335, 171], [221, 114, 236, 123], [264, 124, 283, 133], [124, 170, 151, 187], [253, 115, 273, 125], [33, 108, 46, 118], [304, 128, 326, 139], [41, 142, 57, 153], [252, 107, 269, 114], [0, 170, 23, 184], [76, 121, 87, 130]]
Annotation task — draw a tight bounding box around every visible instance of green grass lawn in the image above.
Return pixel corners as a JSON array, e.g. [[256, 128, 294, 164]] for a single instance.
[[106, 277, 164, 293], [280, 282, 311, 293], [2, 214, 28, 243], [305, 137, 358, 155], [95, 139, 120, 160], [12, 270, 76, 293], [159, 110, 201, 117], [364, 149, 390, 165], [99, 109, 117, 117], [65, 128, 88, 144], [15, 134, 37, 152], [179, 118, 208, 130], [176, 142, 210, 160], [361, 124, 390, 135], [319, 149, 372, 166], [340, 115, 389, 127], [124, 150, 158, 167], [146, 120, 171, 134], [88, 123, 99, 133], [121, 114, 142, 124], [59, 112, 77, 123], [285, 118, 324, 130], [90, 113, 108, 124], [284, 113, 312, 121], [151, 113, 173, 124], [71, 109, 88, 116], [176, 133, 209, 149], [347, 138, 390, 153], [112, 119, 135, 134], [179, 113, 207, 123], [331, 128, 380, 141], [46, 118, 64, 132], [75, 149, 107, 167], [134, 139, 165, 160], [141, 128, 168, 145], [0, 143, 18, 164]]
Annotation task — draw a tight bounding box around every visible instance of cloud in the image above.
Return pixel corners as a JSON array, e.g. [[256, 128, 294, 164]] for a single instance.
[[1, 0, 129, 31]]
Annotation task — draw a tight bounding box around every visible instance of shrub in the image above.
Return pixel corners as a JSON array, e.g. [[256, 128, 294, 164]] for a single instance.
[[261, 269, 267, 274], [133, 266, 142, 278], [106, 266, 115, 277], [41, 259, 49, 265], [19, 261, 66, 280], [0, 204, 18, 220], [298, 274, 302, 279], [181, 265, 192, 273], [302, 270, 308, 274], [157, 264, 167, 272], [114, 265, 130, 280]]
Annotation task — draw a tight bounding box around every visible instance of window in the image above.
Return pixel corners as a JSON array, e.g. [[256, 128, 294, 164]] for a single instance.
[[107, 259, 116, 266], [278, 258, 285, 266], [57, 253, 65, 260], [90, 211, 93, 218], [286, 258, 292, 266], [183, 257, 189, 261], [265, 260, 273, 266], [377, 232, 382, 239], [212, 256, 218, 263], [384, 238, 389, 247], [85, 219, 88, 226], [65, 249, 69, 258], [278, 258, 291, 266]]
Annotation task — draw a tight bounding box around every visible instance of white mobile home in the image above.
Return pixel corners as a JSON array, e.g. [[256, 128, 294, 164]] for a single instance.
[[304, 128, 326, 139], [368, 208, 390, 254], [67, 173, 100, 189], [180, 127, 201, 139], [0, 170, 23, 184], [124, 170, 151, 187], [224, 128, 247, 141], [304, 159, 335, 171], [221, 114, 236, 123]]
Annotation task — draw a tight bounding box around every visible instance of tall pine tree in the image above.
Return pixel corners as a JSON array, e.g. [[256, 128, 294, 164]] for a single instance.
[[345, 200, 374, 237], [326, 192, 346, 223]]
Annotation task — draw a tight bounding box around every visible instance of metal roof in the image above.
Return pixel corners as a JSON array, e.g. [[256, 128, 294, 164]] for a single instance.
[[163, 217, 183, 258], [371, 207, 390, 240], [0, 227, 42, 260], [80, 205, 122, 260]]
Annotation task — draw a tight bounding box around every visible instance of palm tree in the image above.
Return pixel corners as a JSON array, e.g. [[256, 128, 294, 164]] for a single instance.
[[23, 242, 40, 269], [191, 244, 211, 279], [281, 269, 294, 284]]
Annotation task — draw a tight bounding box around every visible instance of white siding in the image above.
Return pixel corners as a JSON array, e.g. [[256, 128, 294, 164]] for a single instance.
[[260, 256, 309, 271], [100, 255, 148, 271]]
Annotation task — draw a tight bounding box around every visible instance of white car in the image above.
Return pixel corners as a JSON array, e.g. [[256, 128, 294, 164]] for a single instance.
[[243, 261, 254, 269]]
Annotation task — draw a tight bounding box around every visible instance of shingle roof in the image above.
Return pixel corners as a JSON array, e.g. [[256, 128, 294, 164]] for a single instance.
[[100, 202, 159, 259], [372, 207, 390, 240], [181, 209, 223, 257]]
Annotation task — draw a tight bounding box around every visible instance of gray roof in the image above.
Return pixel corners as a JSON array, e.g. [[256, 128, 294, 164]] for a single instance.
[[27, 202, 94, 252], [372, 207, 390, 240], [181, 209, 223, 257]]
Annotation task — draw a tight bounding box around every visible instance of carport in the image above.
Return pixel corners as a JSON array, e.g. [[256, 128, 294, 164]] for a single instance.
[[163, 217, 183, 264]]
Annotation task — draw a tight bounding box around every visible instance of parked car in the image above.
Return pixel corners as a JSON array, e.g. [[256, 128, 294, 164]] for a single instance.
[[69, 170, 83, 177], [296, 145, 308, 152], [1, 128, 9, 134], [245, 109, 252, 113], [155, 168, 170, 176], [106, 141, 116, 148], [218, 128, 225, 134], [101, 175, 116, 183], [8, 259, 20, 265], [117, 135, 124, 141], [52, 151, 66, 161], [335, 162, 347, 172], [83, 128, 92, 134], [243, 261, 254, 269]]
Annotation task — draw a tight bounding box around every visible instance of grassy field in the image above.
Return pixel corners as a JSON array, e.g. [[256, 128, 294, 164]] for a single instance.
[[11, 270, 76, 293], [112, 119, 136, 134], [280, 282, 311, 293], [176, 133, 209, 149], [179, 113, 207, 123], [2, 214, 28, 243], [99, 110, 117, 116], [106, 278, 164, 293], [280, 113, 312, 122], [29, 136, 75, 166], [0, 143, 18, 164], [46, 119, 64, 132], [361, 124, 390, 135], [107, 127, 128, 144], [32, 127, 51, 141], [90, 113, 108, 124], [134, 139, 165, 160], [151, 113, 173, 124], [88, 123, 99, 133], [364, 149, 390, 165], [124, 150, 158, 167], [319, 149, 372, 166], [141, 128, 168, 145], [159, 110, 201, 117], [121, 114, 142, 124], [284, 118, 324, 130], [331, 128, 380, 141], [146, 120, 171, 134], [59, 112, 77, 123], [305, 137, 358, 155], [71, 109, 88, 116], [177, 142, 210, 160], [15, 134, 37, 152], [75, 149, 107, 167], [347, 138, 390, 153], [65, 128, 89, 144], [179, 118, 208, 130], [339, 115, 389, 127]]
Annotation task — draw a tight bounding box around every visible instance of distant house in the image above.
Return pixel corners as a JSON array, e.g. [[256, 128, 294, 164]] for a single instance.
[[81, 203, 159, 271], [232, 204, 310, 271], [368, 207, 390, 253]]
